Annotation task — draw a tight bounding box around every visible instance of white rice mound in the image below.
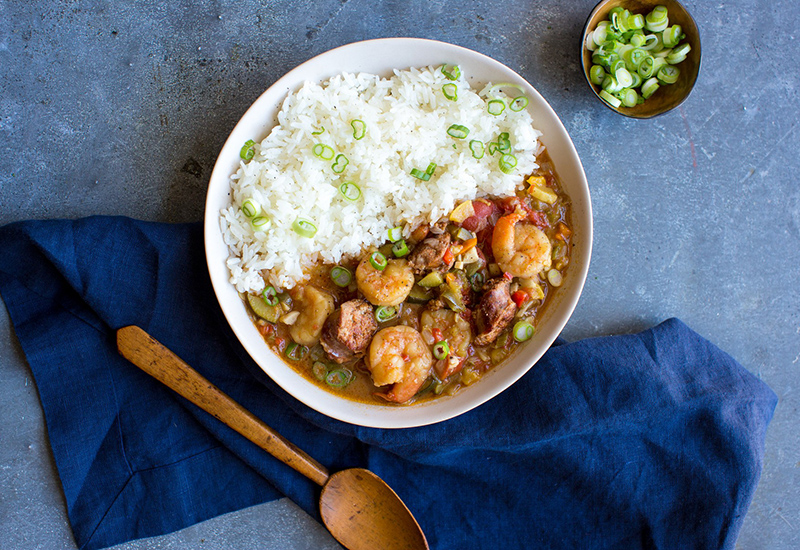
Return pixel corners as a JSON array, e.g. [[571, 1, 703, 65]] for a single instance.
[[221, 66, 543, 293]]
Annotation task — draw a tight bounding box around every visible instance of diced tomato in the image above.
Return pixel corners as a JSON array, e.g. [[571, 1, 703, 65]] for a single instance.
[[511, 290, 527, 308], [258, 323, 275, 338], [432, 328, 443, 342], [503, 271, 513, 281], [442, 246, 454, 265]]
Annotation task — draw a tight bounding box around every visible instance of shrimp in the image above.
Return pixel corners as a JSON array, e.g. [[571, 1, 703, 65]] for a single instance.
[[420, 309, 472, 380], [367, 325, 433, 403], [491, 210, 552, 278], [355, 256, 415, 306], [288, 285, 335, 346]]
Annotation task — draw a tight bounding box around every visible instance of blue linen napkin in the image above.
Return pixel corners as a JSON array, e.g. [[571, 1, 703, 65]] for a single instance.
[[0, 217, 777, 550]]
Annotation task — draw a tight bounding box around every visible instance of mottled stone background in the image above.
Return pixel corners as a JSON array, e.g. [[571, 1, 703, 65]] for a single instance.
[[1, 1, 797, 548]]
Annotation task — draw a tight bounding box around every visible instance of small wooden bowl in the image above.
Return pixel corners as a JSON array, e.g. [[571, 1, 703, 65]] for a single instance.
[[581, 0, 701, 118]]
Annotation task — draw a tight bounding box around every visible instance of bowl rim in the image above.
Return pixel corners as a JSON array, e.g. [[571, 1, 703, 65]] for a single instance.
[[204, 37, 593, 428], [580, 0, 702, 119]]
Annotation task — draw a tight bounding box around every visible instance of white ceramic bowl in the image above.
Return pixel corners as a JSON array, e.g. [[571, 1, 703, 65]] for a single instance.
[[205, 38, 592, 428]]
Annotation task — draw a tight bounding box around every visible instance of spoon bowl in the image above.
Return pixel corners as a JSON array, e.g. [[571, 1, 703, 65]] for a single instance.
[[116, 325, 428, 550]]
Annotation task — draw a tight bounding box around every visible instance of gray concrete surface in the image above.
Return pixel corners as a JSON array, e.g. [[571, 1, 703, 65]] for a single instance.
[[1, 0, 798, 548]]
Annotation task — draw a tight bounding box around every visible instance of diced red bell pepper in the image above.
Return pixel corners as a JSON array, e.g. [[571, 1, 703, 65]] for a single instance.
[[511, 290, 527, 308]]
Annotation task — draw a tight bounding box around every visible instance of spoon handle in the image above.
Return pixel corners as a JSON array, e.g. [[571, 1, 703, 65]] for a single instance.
[[116, 325, 330, 486]]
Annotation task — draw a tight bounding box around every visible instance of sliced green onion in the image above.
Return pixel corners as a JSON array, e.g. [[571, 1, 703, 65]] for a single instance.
[[630, 33, 646, 48], [241, 199, 259, 218], [442, 83, 458, 100], [617, 87, 639, 107], [628, 13, 645, 30], [599, 89, 622, 108], [641, 77, 660, 99], [432, 340, 450, 360], [602, 75, 621, 93], [312, 361, 328, 381], [262, 285, 279, 306], [641, 34, 659, 50], [441, 64, 461, 80], [311, 127, 325, 135], [469, 140, 484, 159], [512, 321, 534, 342], [629, 71, 642, 88], [410, 168, 431, 181], [292, 217, 317, 238], [251, 215, 271, 231], [312, 143, 335, 160], [285, 342, 308, 361], [509, 95, 529, 111], [638, 55, 656, 78], [666, 43, 691, 64], [375, 305, 398, 323], [615, 67, 633, 88], [351, 119, 366, 140], [657, 65, 680, 84], [391, 239, 409, 258], [497, 132, 511, 153], [387, 226, 403, 242], [446, 124, 470, 139], [331, 154, 349, 174], [645, 6, 669, 33], [486, 142, 499, 156], [487, 99, 505, 116], [325, 367, 353, 388], [426, 162, 437, 175], [662, 25, 682, 48], [338, 181, 361, 201], [590, 65, 606, 85], [240, 139, 256, 160], [330, 266, 352, 287], [499, 153, 517, 174], [369, 251, 387, 271]]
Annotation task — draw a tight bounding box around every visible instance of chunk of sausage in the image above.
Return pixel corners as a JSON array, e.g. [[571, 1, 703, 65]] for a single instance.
[[320, 299, 378, 364], [473, 278, 518, 346], [408, 231, 453, 274]]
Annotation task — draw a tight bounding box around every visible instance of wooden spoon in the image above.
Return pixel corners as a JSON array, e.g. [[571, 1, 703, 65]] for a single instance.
[[116, 325, 428, 550]]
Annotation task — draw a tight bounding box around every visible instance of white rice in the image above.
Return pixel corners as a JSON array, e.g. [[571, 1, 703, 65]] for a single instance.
[[221, 66, 543, 293]]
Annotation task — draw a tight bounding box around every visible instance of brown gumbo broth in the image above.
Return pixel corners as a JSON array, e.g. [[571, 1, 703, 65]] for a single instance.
[[245, 149, 572, 405]]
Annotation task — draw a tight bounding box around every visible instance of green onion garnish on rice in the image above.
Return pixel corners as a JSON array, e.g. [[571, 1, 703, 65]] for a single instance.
[[311, 127, 325, 135], [446, 124, 469, 139], [241, 199, 259, 218], [387, 226, 403, 242], [292, 217, 317, 238], [351, 119, 366, 140], [487, 99, 505, 116], [312, 143, 335, 160], [441, 64, 461, 80], [509, 96, 529, 111], [251, 215, 271, 231], [338, 181, 361, 201], [497, 132, 511, 153], [499, 153, 517, 174], [331, 154, 349, 173], [469, 140, 484, 159], [410, 168, 430, 181], [240, 139, 256, 160], [442, 83, 458, 100]]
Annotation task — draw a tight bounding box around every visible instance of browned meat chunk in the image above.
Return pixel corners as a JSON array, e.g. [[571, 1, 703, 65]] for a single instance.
[[320, 299, 378, 364], [408, 231, 453, 274], [473, 278, 517, 346]]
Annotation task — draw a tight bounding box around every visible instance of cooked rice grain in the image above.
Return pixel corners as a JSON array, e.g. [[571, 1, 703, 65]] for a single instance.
[[221, 66, 542, 292]]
